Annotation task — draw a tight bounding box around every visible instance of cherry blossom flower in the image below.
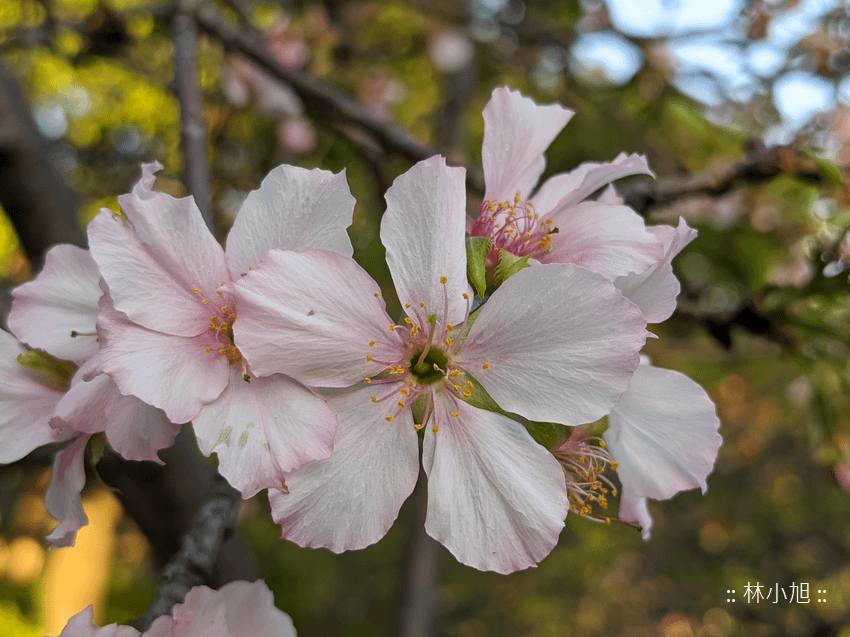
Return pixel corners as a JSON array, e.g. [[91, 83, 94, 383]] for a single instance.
[[233, 156, 649, 573], [468, 87, 662, 281], [83, 162, 354, 498], [53, 580, 295, 637]]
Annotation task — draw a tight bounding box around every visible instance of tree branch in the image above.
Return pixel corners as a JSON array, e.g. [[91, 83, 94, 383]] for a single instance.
[[191, 2, 486, 195], [173, 0, 213, 229], [621, 141, 826, 216], [130, 470, 243, 631]]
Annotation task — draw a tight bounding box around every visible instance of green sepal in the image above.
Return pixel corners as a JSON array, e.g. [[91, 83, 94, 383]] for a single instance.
[[459, 373, 511, 417], [527, 422, 568, 451], [88, 433, 106, 466], [466, 236, 492, 299], [495, 249, 531, 284], [17, 350, 76, 391]]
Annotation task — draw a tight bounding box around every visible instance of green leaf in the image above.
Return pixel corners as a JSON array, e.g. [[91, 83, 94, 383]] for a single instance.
[[466, 236, 492, 299], [17, 349, 76, 390], [495, 249, 530, 284], [88, 433, 106, 466]]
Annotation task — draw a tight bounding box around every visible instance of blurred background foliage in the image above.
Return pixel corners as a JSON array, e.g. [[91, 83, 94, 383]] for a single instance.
[[0, 0, 849, 636]]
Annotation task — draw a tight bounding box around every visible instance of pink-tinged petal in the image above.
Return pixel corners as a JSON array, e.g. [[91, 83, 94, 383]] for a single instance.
[[605, 364, 721, 534], [619, 495, 653, 541], [8, 245, 102, 362], [597, 184, 624, 205], [539, 202, 663, 279], [461, 264, 647, 425], [83, 292, 229, 424], [53, 606, 140, 637], [233, 249, 401, 386], [45, 434, 90, 548], [532, 152, 653, 215], [614, 218, 698, 323], [87, 165, 228, 338], [146, 580, 296, 637], [269, 386, 419, 552], [52, 371, 179, 463], [482, 87, 574, 203], [193, 368, 336, 498], [422, 395, 568, 574], [381, 156, 470, 328], [226, 165, 354, 279], [0, 330, 69, 463]]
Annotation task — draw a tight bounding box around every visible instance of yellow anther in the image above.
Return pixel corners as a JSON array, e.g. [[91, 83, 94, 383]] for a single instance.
[[599, 440, 607, 448], [450, 370, 461, 378], [248, 265, 253, 270], [466, 381, 473, 389], [482, 363, 490, 369], [374, 292, 380, 298], [210, 316, 218, 323], [463, 390, 471, 397], [405, 317, 413, 324], [433, 424, 440, 432], [204, 348, 211, 353], [405, 303, 411, 308], [366, 355, 372, 362], [444, 338, 452, 347], [397, 401, 406, 409], [202, 299, 208, 304], [611, 462, 619, 470], [364, 378, 372, 384], [408, 380, 414, 387], [432, 363, 440, 371], [453, 384, 461, 391], [193, 288, 200, 294], [400, 389, 409, 396], [219, 349, 226, 355], [396, 366, 404, 374], [514, 191, 521, 203], [411, 325, 419, 335], [446, 325, 453, 332], [386, 416, 394, 422], [389, 325, 396, 331], [371, 396, 378, 402], [440, 276, 447, 284], [450, 412, 459, 417], [229, 313, 236, 319], [217, 291, 224, 296], [369, 340, 375, 346], [221, 307, 228, 314], [420, 302, 425, 308], [414, 423, 423, 431]]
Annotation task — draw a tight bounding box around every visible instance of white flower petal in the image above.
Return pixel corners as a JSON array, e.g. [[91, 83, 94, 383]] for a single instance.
[[0, 329, 69, 463], [482, 87, 574, 203], [225, 165, 354, 279], [88, 164, 229, 338], [233, 249, 401, 386], [461, 264, 647, 425], [269, 386, 419, 552], [614, 218, 698, 323], [540, 201, 663, 279], [381, 156, 470, 328], [193, 369, 337, 498], [53, 605, 140, 637], [8, 245, 102, 363], [605, 364, 721, 531], [45, 435, 90, 548], [532, 152, 653, 214], [51, 371, 178, 463], [422, 395, 567, 574]]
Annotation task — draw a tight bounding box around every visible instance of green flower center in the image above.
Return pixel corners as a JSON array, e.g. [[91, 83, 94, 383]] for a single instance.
[[410, 347, 449, 385]]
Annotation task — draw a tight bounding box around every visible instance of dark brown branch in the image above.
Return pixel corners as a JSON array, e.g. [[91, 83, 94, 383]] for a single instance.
[[192, 2, 486, 195], [173, 0, 213, 229], [130, 470, 243, 631], [621, 141, 825, 216], [0, 63, 84, 262]]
